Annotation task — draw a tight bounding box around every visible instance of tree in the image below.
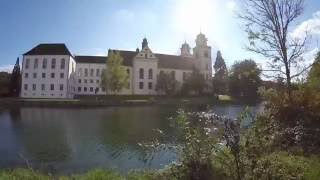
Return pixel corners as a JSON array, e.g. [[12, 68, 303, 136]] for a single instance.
[[10, 57, 21, 97], [228, 59, 262, 98], [156, 71, 178, 95], [240, 0, 308, 93], [307, 51, 320, 89], [183, 69, 206, 95], [212, 51, 228, 94], [101, 51, 129, 95]]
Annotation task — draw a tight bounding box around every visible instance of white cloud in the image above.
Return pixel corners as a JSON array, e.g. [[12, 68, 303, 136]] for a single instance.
[[226, 0, 237, 12], [0, 64, 14, 73], [303, 47, 319, 63], [291, 11, 320, 39]]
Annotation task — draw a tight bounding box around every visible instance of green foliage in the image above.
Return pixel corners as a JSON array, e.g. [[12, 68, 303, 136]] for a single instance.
[[101, 51, 129, 94], [259, 86, 320, 154], [74, 169, 124, 180], [0, 72, 11, 96], [308, 51, 320, 90], [228, 59, 261, 98], [156, 71, 178, 95], [182, 69, 206, 95], [10, 57, 21, 97]]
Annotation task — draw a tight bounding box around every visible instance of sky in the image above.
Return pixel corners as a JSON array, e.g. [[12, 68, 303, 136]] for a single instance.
[[1, 0, 320, 73]]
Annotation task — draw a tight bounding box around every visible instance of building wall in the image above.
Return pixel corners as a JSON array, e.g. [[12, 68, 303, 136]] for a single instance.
[[74, 63, 133, 95], [20, 55, 71, 98], [133, 55, 158, 95]]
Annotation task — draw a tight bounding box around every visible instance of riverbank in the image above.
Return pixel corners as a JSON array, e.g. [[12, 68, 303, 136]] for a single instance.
[[0, 95, 256, 108]]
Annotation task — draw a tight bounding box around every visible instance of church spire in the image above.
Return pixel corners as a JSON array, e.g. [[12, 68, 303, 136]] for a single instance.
[[142, 38, 148, 49]]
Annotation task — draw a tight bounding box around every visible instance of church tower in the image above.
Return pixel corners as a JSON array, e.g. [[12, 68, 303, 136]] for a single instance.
[[193, 33, 212, 81], [180, 41, 192, 57]]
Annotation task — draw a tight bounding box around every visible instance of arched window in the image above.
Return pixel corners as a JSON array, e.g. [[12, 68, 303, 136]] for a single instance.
[[139, 68, 144, 79], [148, 69, 153, 79]]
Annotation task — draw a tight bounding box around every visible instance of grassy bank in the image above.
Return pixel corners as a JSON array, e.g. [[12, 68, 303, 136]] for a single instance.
[[0, 95, 247, 108]]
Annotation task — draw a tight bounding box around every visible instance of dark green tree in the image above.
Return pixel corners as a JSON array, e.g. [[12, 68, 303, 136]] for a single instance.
[[228, 59, 261, 98], [183, 69, 206, 95], [212, 51, 228, 94], [10, 57, 21, 97], [307, 51, 320, 90], [156, 71, 178, 95]]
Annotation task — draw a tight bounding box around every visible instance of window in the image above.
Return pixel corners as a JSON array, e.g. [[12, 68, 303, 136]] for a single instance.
[[42, 73, 46, 78], [102, 87, 106, 92], [32, 84, 36, 91], [96, 69, 100, 77], [78, 87, 81, 92], [145, 53, 148, 58], [139, 68, 144, 79], [41, 84, 45, 91], [78, 68, 83, 76], [84, 79, 87, 83], [34, 59, 38, 69], [42, 58, 47, 69], [96, 80, 99, 84], [84, 87, 87, 92], [25, 59, 30, 69], [60, 73, 64, 78], [60, 59, 65, 69], [90, 79, 93, 83], [139, 82, 144, 89], [33, 73, 37, 79], [24, 73, 28, 78], [78, 79, 81, 83], [84, 68, 88, 77], [51, 58, 56, 69], [160, 70, 164, 75], [148, 69, 153, 79], [127, 69, 130, 75], [90, 87, 93, 92], [51, 73, 55, 78], [183, 72, 187, 80], [24, 84, 28, 90], [59, 84, 64, 91], [90, 69, 94, 76], [148, 82, 152, 90], [50, 84, 54, 90]]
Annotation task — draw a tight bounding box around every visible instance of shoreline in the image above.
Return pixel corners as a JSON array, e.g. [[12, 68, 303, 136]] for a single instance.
[[0, 95, 260, 108]]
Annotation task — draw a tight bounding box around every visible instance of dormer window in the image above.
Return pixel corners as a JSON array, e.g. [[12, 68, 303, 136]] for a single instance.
[[145, 53, 147, 58]]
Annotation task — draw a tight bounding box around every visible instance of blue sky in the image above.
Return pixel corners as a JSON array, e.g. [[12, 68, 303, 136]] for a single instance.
[[1, 0, 320, 72]]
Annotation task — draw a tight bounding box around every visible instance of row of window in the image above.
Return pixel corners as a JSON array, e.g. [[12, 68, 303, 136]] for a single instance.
[[77, 87, 105, 93], [78, 68, 104, 77], [24, 84, 64, 91], [78, 79, 100, 84], [139, 82, 153, 90], [139, 68, 153, 79], [25, 58, 66, 69], [24, 72, 65, 79]]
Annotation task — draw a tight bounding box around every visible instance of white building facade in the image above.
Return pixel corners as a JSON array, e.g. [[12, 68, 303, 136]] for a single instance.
[[20, 33, 213, 98]]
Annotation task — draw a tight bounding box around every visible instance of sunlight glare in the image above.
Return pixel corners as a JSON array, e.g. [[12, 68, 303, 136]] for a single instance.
[[173, 0, 217, 36]]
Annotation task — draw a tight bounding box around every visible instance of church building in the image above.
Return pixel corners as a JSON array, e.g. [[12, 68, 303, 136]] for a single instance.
[[20, 33, 212, 98]]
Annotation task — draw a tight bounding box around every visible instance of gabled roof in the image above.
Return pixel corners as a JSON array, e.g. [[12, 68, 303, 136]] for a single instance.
[[23, 43, 73, 56], [75, 56, 106, 64], [155, 53, 195, 70], [109, 50, 137, 66]]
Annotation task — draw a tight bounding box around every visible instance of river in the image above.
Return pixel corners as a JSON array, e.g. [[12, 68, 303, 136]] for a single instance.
[[0, 104, 262, 174]]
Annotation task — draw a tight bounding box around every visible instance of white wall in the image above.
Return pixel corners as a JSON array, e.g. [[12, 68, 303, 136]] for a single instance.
[[74, 63, 133, 95], [20, 55, 72, 98], [133, 49, 158, 95]]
